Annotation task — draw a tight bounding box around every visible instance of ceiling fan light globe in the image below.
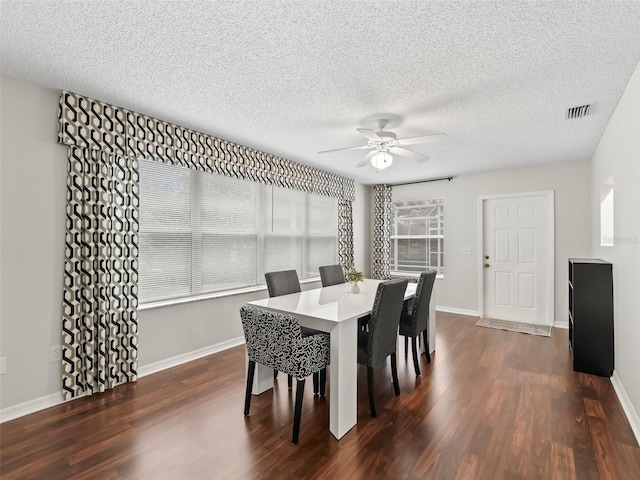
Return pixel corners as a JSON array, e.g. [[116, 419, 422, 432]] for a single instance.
[[371, 151, 393, 170]]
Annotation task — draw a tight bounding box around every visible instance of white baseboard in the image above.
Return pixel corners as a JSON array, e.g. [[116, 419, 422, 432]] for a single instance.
[[611, 371, 640, 445], [0, 337, 246, 424], [138, 336, 245, 378], [554, 321, 569, 329], [435, 305, 479, 317], [0, 392, 65, 424]]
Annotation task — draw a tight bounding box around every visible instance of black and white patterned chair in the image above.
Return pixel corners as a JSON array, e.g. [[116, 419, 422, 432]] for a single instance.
[[264, 269, 325, 393], [319, 264, 346, 287], [357, 279, 408, 417], [400, 270, 437, 376], [241, 305, 330, 445]]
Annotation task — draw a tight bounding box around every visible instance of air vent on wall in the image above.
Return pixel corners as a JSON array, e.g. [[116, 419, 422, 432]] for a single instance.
[[566, 104, 593, 120]]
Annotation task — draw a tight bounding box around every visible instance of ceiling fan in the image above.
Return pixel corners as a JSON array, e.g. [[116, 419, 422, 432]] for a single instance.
[[318, 119, 448, 170]]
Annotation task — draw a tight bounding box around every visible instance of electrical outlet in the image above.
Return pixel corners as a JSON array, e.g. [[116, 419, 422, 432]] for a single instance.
[[50, 346, 62, 363], [0, 357, 6, 375], [463, 247, 472, 255]]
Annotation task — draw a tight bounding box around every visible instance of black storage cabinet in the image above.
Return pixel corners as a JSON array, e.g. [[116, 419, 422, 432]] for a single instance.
[[568, 258, 614, 377]]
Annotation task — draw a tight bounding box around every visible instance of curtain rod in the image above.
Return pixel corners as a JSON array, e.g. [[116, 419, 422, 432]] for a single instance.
[[391, 176, 453, 187]]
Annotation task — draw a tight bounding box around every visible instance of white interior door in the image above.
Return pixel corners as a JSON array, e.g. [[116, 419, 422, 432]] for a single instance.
[[481, 192, 553, 325]]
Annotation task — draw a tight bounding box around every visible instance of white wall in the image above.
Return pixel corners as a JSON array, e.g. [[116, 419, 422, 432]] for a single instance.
[[1, 77, 68, 411], [590, 60, 640, 439], [0, 76, 371, 415], [392, 159, 591, 323]]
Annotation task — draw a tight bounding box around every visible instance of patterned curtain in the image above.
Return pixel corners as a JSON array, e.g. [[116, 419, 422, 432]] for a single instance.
[[372, 184, 392, 279], [62, 147, 139, 400], [338, 199, 354, 268]]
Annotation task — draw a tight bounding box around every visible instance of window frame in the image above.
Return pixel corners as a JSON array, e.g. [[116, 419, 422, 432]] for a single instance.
[[390, 199, 444, 277]]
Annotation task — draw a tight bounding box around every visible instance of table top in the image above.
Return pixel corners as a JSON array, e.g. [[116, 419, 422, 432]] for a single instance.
[[247, 278, 416, 323]]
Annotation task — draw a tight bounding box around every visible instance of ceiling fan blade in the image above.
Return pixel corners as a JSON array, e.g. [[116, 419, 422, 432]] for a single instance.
[[356, 128, 382, 142], [318, 145, 373, 154], [391, 147, 430, 163], [356, 150, 377, 168], [396, 133, 448, 146]]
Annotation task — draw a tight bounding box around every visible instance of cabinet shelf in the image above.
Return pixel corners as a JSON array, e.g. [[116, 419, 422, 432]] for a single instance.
[[568, 258, 614, 377]]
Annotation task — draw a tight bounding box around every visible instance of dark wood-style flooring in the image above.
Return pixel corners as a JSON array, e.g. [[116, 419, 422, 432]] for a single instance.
[[2, 312, 640, 479]]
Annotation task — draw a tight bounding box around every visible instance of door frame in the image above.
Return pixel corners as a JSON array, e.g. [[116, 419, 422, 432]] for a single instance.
[[477, 190, 555, 324]]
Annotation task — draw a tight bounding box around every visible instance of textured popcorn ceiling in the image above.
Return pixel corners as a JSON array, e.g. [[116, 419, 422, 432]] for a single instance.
[[2, 1, 640, 185]]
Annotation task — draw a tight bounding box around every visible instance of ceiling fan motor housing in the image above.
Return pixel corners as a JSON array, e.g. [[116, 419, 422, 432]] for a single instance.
[[377, 130, 396, 140], [369, 131, 397, 147]]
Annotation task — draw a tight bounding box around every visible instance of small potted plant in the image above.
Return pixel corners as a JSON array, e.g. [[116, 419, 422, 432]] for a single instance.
[[345, 266, 365, 293]]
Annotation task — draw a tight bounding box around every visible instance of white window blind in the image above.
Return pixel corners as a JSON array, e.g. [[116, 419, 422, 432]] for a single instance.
[[138, 161, 192, 301], [138, 159, 339, 304], [306, 193, 339, 277], [198, 170, 260, 293], [263, 186, 305, 275]]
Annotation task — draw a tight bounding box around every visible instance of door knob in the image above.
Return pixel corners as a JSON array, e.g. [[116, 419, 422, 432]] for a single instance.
[[484, 263, 490, 268]]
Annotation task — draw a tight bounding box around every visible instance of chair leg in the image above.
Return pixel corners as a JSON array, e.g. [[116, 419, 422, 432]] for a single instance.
[[390, 353, 400, 396], [273, 369, 278, 379], [367, 366, 377, 417], [288, 375, 293, 389], [319, 368, 326, 396], [244, 361, 256, 416], [292, 378, 306, 444], [404, 336, 409, 356], [313, 372, 319, 394], [411, 336, 421, 376], [423, 330, 431, 363]]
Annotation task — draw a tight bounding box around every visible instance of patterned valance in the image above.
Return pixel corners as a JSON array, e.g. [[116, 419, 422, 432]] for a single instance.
[[58, 91, 355, 202]]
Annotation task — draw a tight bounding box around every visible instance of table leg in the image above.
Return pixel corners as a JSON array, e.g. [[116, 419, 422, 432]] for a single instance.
[[250, 358, 274, 395], [329, 317, 358, 439], [419, 288, 437, 355]]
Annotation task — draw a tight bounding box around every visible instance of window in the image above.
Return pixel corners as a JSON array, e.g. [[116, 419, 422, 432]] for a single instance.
[[600, 177, 614, 247], [390, 199, 444, 275], [138, 159, 338, 304]]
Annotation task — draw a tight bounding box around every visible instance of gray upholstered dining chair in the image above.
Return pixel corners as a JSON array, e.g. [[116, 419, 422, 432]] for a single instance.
[[265, 269, 302, 297], [400, 270, 437, 376], [264, 269, 326, 394], [241, 305, 330, 444], [319, 264, 346, 287], [357, 278, 408, 417]]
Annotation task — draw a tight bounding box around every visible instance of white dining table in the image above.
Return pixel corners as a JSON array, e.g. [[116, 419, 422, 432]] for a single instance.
[[246, 278, 436, 440]]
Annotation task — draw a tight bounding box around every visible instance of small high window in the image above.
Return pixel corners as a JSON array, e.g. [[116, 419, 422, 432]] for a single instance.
[[600, 178, 614, 247]]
